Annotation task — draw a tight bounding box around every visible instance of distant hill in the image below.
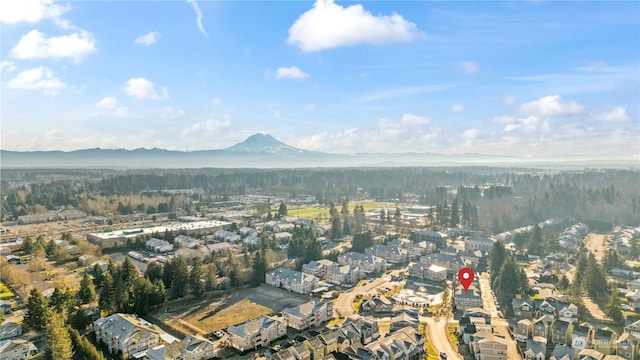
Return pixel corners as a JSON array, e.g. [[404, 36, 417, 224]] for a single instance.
[[1, 133, 637, 169]]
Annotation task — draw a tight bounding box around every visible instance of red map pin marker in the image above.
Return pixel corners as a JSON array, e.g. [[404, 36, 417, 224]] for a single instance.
[[458, 267, 474, 292]]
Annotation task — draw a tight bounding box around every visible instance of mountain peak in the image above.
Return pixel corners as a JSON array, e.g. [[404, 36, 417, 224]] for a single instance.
[[226, 133, 303, 154]]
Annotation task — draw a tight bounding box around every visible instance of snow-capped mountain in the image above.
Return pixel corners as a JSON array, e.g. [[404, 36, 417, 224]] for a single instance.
[[225, 133, 306, 154]]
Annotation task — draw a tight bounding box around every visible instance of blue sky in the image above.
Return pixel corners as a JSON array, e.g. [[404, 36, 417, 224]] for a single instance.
[[1, 0, 638, 157]]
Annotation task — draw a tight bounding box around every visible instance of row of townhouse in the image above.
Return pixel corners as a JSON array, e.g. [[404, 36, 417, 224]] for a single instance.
[[0, 339, 38, 360], [265, 268, 319, 295], [301, 259, 367, 285], [387, 238, 437, 258], [453, 283, 483, 311], [282, 300, 334, 331], [268, 318, 390, 360], [364, 244, 410, 264], [302, 259, 339, 279], [337, 252, 387, 273], [420, 253, 467, 275], [512, 297, 579, 323], [146, 238, 174, 254], [227, 315, 287, 352], [94, 313, 216, 360]]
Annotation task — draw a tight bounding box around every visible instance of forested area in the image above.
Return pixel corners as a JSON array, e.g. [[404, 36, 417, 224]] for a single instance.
[[2, 168, 639, 232]]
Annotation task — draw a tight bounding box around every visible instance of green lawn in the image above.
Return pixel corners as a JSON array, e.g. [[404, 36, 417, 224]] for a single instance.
[[287, 201, 394, 220], [0, 282, 15, 299]]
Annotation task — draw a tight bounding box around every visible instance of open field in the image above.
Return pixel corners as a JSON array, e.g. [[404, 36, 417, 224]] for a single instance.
[[287, 201, 394, 221], [155, 285, 309, 336]]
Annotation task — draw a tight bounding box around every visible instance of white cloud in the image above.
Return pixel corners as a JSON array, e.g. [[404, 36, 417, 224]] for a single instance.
[[0, 61, 17, 73], [458, 61, 478, 74], [135, 31, 161, 46], [96, 97, 117, 109], [503, 96, 516, 105], [113, 107, 129, 118], [450, 104, 467, 113], [7, 66, 66, 95], [0, 0, 70, 27], [275, 66, 310, 80], [304, 103, 316, 111], [10, 29, 97, 62], [502, 116, 551, 135], [590, 107, 631, 122], [519, 95, 584, 117], [181, 118, 231, 140], [211, 98, 221, 106], [491, 115, 516, 124], [400, 113, 430, 125], [124, 77, 168, 100], [187, 0, 208, 39], [287, 0, 422, 52], [461, 128, 480, 139], [160, 107, 185, 120]]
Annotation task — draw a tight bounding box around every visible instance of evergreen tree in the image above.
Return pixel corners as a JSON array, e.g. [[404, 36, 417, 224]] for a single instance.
[[22, 235, 34, 254], [493, 256, 527, 315], [25, 288, 51, 331], [49, 288, 74, 313], [380, 210, 386, 225], [120, 257, 139, 286], [449, 197, 459, 228], [92, 263, 104, 288], [604, 283, 624, 323], [145, 261, 164, 284], [342, 219, 351, 236], [489, 240, 506, 283], [278, 201, 288, 217], [226, 251, 242, 286], [351, 231, 373, 254], [251, 250, 266, 287], [557, 274, 570, 290], [527, 224, 543, 255], [170, 257, 189, 299], [585, 253, 608, 298], [79, 273, 97, 304], [189, 257, 204, 299], [46, 312, 73, 360], [46, 239, 59, 258], [99, 272, 115, 315], [204, 263, 218, 291], [340, 202, 349, 216], [331, 216, 342, 240]]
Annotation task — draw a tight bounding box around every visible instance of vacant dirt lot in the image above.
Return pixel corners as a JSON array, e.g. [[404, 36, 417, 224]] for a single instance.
[[155, 285, 310, 336]]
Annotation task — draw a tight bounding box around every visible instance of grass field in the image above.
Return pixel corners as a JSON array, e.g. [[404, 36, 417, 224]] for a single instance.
[[287, 201, 394, 221], [162, 298, 273, 336], [0, 282, 14, 299]]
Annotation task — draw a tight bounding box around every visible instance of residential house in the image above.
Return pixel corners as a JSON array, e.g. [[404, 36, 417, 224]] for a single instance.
[[146, 238, 174, 254], [593, 327, 617, 355], [473, 334, 508, 360], [0, 339, 38, 360], [303, 337, 326, 360], [420, 253, 466, 275], [174, 235, 201, 249], [512, 298, 534, 319], [226, 315, 287, 352], [265, 268, 319, 295], [533, 299, 557, 318], [338, 318, 380, 348], [532, 315, 554, 339], [550, 345, 575, 360], [464, 236, 495, 253], [365, 244, 410, 264], [318, 330, 340, 354], [572, 323, 594, 351], [326, 265, 361, 285], [558, 302, 579, 323], [283, 300, 333, 331], [408, 262, 447, 282], [338, 252, 387, 273], [454, 285, 483, 311], [94, 313, 165, 357], [552, 319, 573, 346], [410, 231, 447, 248], [616, 332, 640, 360], [359, 326, 423, 360], [578, 348, 605, 360], [0, 323, 22, 341], [463, 308, 492, 325], [524, 338, 546, 360], [360, 295, 394, 314], [516, 319, 533, 342], [138, 335, 216, 360], [302, 259, 338, 279], [409, 241, 436, 257]]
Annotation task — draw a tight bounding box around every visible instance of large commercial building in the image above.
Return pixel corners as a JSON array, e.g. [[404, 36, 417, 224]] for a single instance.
[[87, 220, 231, 246]]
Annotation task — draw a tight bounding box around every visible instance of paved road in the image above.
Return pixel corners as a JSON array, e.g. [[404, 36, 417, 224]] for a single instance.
[[478, 273, 521, 360], [333, 270, 403, 318], [422, 316, 462, 360]]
